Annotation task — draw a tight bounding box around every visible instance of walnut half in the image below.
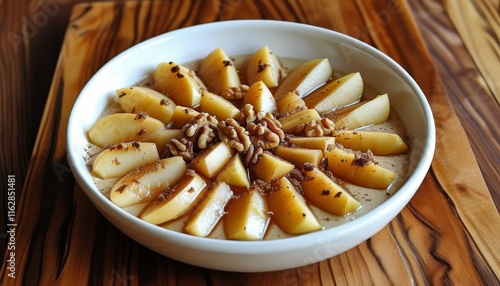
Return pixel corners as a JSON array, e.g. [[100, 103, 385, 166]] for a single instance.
[[181, 113, 219, 149], [218, 118, 251, 152], [293, 117, 335, 137], [246, 117, 284, 149], [166, 138, 195, 162]]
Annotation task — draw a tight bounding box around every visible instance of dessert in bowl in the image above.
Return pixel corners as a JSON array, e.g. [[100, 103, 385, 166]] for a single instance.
[[66, 20, 435, 272]]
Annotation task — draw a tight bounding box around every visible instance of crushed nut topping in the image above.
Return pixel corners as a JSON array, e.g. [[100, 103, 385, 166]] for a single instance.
[[352, 150, 375, 167], [218, 118, 251, 152], [293, 117, 335, 137]]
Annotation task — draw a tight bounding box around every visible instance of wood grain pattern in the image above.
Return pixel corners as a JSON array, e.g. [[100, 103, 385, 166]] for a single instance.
[[408, 0, 500, 209], [444, 0, 500, 104], [1, 0, 499, 285]]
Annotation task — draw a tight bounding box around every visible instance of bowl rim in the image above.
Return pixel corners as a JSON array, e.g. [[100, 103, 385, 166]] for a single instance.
[[66, 19, 436, 254]]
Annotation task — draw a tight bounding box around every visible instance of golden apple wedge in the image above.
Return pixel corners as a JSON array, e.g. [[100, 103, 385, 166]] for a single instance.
[[88, 113, 165, 147], [250, 152, 295, 182], [267, 177, 322, 235], [139, 172, 207, 225], [334, 94, 390, 130], [92, 142, 159, 179], [332, 130, 409, 155], [216, 154, 250, 187], [242, 81, 277, 113], [142, 128, 182, 155], [288, 136, 335, 152], [325, 144, 397, 189], [200, 91, 240, 120], [246, 46, 282, 88], [110, 156, 187, 207], [170, 105, 200, 129], [185, 182, 233, 237], [274, 146, 323, 167], [153, 62, 206, 107], [274, 58, 332, 100], [278, 108, 321, 132], [224, 188, 270, 240], [197, 48, 242, 98], [276, 91, 307, 115], [191, 142, 235, 179], [116, 86, 176, 125], [301, 163, 360, 216], [303, 72, 363, 114]]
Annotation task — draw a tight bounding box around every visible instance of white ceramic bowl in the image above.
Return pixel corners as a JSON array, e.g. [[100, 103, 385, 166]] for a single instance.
[[66, 20, 435, 272]]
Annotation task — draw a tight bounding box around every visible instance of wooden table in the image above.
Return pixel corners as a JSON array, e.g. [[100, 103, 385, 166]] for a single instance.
[[1, 0, 499, 284]]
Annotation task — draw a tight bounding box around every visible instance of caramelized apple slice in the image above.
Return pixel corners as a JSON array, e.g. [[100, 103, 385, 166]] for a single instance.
[[303, 72, 363, 114], [200, 91, 240, 120], [274, 146, 323, 167], [153, 62, 206, 107], [140, 172, 207, 225], [334, 94, 390, 130], [224, 188, 270, 240], [325, 144, 397, 189], [301, 163, 360, 216], [116, 86, 176, 125], [288, 136, 335, 152], [197, 48, 242, 98], [185, 182, 233, 237], [276, 91, 307, 115], [216, 154, 250, 187], [242, 81, 277, 113], [274, 58, 332, 100], [267, 177, 322, 235], [332, 130, 409, 155], [92, 142, 159, 179], [246, 46, 282, 88], [110, 156, 187, 207], [250, 152, 294, 182], [278, 108, 321, 132], [143, 128, 182, 155], [170, 105, 200, 129], [88, 113, 164, 147], [191, 142, 235, 179]]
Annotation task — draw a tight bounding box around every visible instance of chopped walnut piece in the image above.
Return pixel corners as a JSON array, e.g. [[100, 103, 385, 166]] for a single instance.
[[236, 104, 257, 126], [167, 138, 195, 162], [181, 113, 219, 149], [258, 115, 285, 139], [244, 144, 264, 166], [293, 117, 335, 137], [246, 122, 281, 149], [245, 112, 285, 149], [220, 84, 249, 99], [218, 118, 251, 152]]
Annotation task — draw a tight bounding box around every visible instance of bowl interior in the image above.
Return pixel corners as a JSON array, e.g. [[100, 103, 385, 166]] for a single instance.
[[67, 20, 435, 272]]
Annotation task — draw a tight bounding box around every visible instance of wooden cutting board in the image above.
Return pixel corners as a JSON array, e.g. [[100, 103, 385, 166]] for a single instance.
[[3, 0, 499, 285]]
